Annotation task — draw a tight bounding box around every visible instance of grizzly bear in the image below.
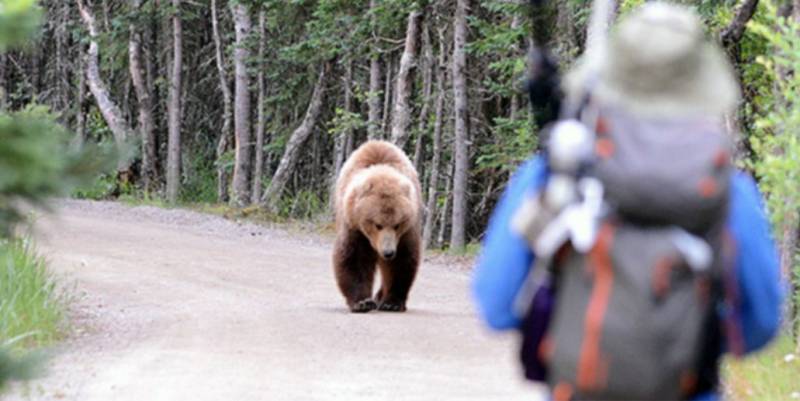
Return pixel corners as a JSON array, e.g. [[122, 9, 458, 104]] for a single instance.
[[332, 140, 423, 313]]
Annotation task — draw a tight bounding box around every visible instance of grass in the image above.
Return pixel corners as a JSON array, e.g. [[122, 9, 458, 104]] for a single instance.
[[0, 238, 69, 351], [723, 334, 800, 401]]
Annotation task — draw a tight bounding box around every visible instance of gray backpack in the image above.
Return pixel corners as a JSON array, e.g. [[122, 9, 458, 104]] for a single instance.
[[539, 108, 734, 400]]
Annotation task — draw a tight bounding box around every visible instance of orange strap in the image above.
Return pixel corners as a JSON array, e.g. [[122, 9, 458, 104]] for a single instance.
[[576, 223, 615, 391]]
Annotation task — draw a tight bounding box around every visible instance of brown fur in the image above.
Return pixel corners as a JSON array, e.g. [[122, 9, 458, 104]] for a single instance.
[[332, 140, 422, 313]]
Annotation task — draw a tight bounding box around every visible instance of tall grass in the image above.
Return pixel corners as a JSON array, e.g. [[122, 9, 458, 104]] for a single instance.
[[0, 239, 68, 350]]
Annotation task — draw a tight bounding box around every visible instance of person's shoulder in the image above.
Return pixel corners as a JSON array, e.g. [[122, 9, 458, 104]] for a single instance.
[[509, 154, 548, 189], [729, 170, 765, 208]]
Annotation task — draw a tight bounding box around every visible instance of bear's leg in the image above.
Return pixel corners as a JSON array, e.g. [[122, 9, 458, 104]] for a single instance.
[[334, 230, 379, 313], [376, 234, 420, 312]]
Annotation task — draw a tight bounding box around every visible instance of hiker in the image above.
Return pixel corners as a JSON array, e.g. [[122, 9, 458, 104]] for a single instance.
[[472, 3, 783, 401]]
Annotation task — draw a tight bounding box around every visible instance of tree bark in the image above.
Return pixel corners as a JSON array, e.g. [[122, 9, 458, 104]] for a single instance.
[[165, 0, 183, 203], [129, 0, 157, 193], [251, 10, 267, 205], [262, 66, 328, 211], [77, 0, 134, 173], [382, 55, 394, 136], [422, 43, 446, 250], [390, 10, 423, 149], [437, 164, 454, 249], [334, 60, 354, 179], [76, 53, 87, 145], [231, 3, 252, 207], [367, 0, 382, 140], [0, 54, 6, 110], [211, 0, 234, 203], [450, 0, 470, 251], [413, 22, 433, 175], [720, 0, 760, 51]]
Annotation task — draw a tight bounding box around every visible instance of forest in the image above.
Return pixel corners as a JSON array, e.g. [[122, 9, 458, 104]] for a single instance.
[[0, 0, 798, 331]]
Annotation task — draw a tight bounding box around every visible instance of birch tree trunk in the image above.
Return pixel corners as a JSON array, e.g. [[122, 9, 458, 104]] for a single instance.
[[251, 10, 267, 205], [382, 55, 394, 136], [165, 0, 183, 203], [334, 60, 354, 178], [76, 0, 133, 173], [129, 0, 157, 192], [262, 66, 328, 211], [231, 3, 252, 207], [211, 0, 234, 203], [75, 53, 87, 145], [367, 0, 382, 140], [450, 0, 470, 251], [423, 42, 447, 249], [437, 164, 454, 249], [413, 22, 433, 175], [390, 10, 423, 149]]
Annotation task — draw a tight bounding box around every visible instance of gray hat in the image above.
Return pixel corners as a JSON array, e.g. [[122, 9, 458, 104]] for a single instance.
[[566, 2, 740, 118]]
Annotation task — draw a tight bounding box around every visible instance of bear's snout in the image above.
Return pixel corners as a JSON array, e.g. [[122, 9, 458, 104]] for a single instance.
[[379, 231, 398, 260]]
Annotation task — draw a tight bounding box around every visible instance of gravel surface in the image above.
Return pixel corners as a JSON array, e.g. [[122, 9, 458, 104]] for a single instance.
[[7, 200, 545, 401]]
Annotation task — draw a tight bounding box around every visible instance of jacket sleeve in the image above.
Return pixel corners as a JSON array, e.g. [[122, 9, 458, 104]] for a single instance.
[[472, 157, 548, 331], [727, 172, 784, 353]]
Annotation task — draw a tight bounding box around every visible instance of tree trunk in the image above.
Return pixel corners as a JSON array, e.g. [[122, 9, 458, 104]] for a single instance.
[[262, 66, 328, 211], [75, 53, 87, 145], [334, 60, 354, 178], [413, 22, 433, 175], [367, 0, 382, 140], [422, 47, 446, 249], [165, 0, 183, 203], [211, 0, 234, 203], [77, 0, 133, 173], [509, 4, 523, 119], [382, 55, 394, 136], [231, 3, 252, 207], [129, 0, 157, 193], [0, 54, 6, 110], [251, 10, 267, 205], [437, 164, 454, 249], [390, 10, 423, 149], [450, 0, 470, 251], [720, 0, 760, 51]]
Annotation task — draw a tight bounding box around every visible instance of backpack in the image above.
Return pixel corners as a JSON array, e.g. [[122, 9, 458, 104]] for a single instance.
[[517, 106, 734, 401]]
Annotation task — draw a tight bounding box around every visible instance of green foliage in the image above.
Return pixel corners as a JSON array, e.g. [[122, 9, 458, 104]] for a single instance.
[[0, 238, 68, 350], [748, 1, 800, 335], [0, 105, 116, 235], [328, 107, 366, 139], [72, 173, 118, 201], [0, 0, 107, 391], [276, 189, 326, 220], [0, 0, 40, 50], [181, 152, 219, 204], [475, 116, 537, 175]]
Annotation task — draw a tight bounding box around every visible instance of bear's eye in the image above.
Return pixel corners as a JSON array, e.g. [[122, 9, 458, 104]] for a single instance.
[[375, 224, 383, 230], [394, 224, 400, 230]]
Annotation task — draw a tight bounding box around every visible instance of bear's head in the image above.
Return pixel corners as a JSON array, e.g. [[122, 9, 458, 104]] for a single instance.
[[346, 166, 419, 260]]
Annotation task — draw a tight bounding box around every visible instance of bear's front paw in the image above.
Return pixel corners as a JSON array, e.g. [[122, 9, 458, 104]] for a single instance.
[[350, 299, 378, 313], [378, 301, 406, 312]]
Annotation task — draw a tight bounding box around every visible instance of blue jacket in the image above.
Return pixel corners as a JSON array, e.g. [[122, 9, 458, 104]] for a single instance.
[[472, 156, 783, 400]]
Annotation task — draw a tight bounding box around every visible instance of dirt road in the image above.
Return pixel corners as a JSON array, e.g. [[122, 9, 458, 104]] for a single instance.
[[9, 200, 544, 401]]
